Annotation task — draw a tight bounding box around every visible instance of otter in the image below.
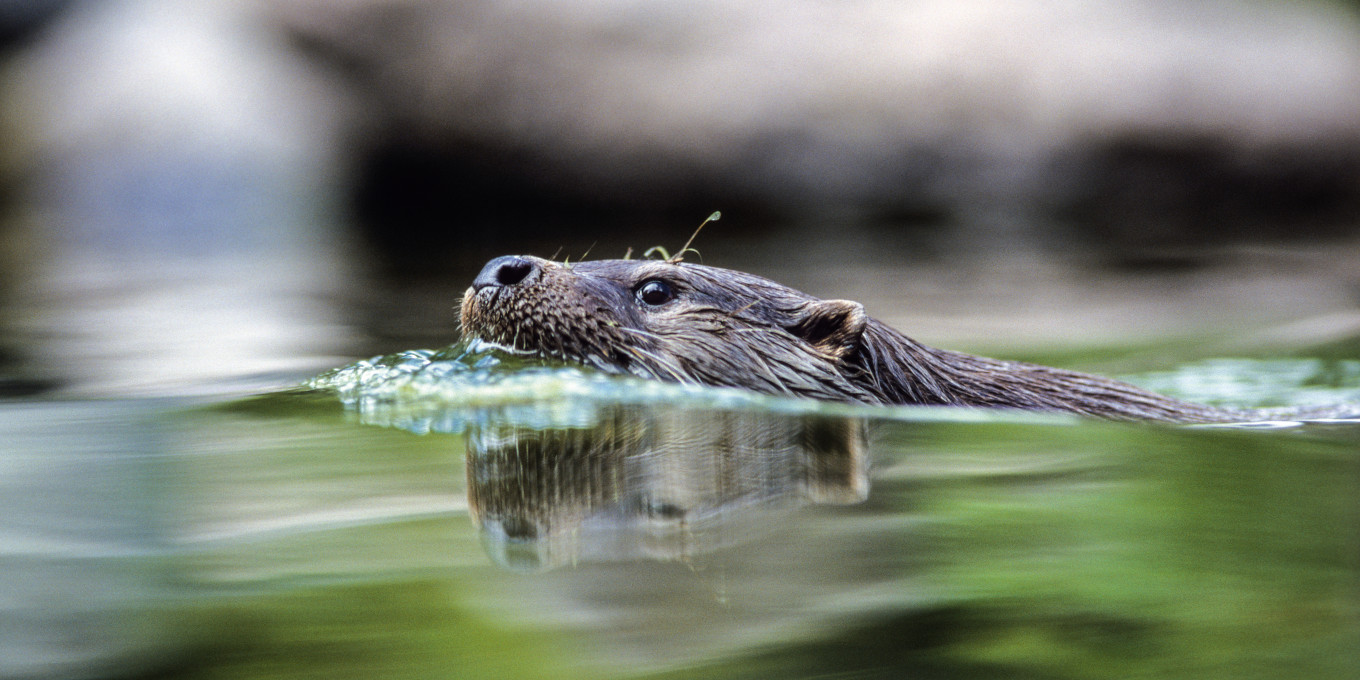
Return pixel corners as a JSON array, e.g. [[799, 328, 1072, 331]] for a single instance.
[[460, 255, 1243, 423]]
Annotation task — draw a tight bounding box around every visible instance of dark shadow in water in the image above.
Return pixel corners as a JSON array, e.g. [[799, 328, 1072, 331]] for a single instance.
[[466, 405, 869, 571]]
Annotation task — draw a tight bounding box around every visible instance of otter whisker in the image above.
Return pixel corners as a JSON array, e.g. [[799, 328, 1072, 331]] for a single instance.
[[642, 349, 693, 383], [475, 339, 538, 356], [615, 325, 681, 354], [622, 345, 689, 382], [620, 341, 693, 383], [511, 326, 526, 354]]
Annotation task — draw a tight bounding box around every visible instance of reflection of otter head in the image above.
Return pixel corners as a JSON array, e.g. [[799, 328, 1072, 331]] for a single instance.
[[459, 256, 875, 402], [465, 406, 869, 571]]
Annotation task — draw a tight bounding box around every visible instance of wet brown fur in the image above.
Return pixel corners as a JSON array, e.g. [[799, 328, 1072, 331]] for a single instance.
[[460, 256, 1242, 423]]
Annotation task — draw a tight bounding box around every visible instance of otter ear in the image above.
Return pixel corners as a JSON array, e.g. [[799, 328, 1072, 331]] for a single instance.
[[788, 299, 867, 359]]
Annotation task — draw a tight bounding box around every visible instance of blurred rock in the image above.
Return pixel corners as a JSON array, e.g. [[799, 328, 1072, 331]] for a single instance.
[[272, 0, 1360, 260]]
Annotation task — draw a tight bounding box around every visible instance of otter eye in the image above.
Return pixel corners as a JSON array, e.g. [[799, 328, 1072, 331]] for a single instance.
[[636, 279, 675, 306]]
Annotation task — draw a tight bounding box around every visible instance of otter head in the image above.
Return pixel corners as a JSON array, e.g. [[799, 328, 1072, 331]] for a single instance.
[[460, 255, 878, 401]]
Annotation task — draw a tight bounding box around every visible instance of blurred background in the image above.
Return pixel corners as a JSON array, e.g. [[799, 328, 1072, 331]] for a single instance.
[[1, 0, 1358, 397]]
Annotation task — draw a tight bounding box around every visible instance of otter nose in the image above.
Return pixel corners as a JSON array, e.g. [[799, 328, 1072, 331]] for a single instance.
[[472, 255, 539, 291]]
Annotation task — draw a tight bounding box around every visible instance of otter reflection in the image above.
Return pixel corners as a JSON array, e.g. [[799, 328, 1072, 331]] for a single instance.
[[466, 405, 867, 571]]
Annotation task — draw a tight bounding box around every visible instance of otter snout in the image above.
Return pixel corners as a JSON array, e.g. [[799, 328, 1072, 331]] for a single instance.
[[472, 255, 540, 291]]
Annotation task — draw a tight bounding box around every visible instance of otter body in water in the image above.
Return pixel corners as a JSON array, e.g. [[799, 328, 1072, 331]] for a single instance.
[[460, 255, 1240, 423]]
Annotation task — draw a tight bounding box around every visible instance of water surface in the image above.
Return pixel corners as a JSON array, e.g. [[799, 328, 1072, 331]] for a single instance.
[[3, 343, 1356, 679]]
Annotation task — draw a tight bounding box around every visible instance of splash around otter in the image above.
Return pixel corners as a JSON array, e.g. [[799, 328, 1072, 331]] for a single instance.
[[460, 255, 1241, 423]]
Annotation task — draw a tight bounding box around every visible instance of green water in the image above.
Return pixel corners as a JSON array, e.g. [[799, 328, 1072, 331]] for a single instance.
[[1, 345, 1358, 679]]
